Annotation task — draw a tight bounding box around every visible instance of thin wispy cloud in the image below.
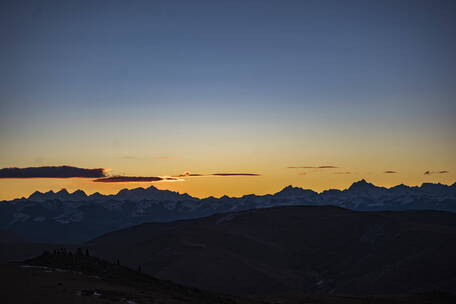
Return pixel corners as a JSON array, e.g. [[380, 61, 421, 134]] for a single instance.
[[384, 170, 398, 174], [119, 155, 176, 160], [334, 172, 352, 175], [175, 171, 261, 178], [212, 173, 261, 176], [177, 171, 205, 177], [288, 166, 338, 169], [424, 170, 449, 175], [93, 176, 181, 183], [95, 172, 261, 183], [0, 166, 106, 178]]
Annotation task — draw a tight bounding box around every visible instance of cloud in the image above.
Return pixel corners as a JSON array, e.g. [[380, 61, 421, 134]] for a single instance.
[[175, 171, 261, 178], [93, 176, 181, 183], [0, 166, 106, 178], [177, 171, 205, 177], [424, 170, 449, 175], [288, 166, 338, 169], [334, 172, 352, 174], [119, 155, 176, 160], [384, 170, 398, 174], [0, 166, 260, 183], [211, 173, 261, 176]]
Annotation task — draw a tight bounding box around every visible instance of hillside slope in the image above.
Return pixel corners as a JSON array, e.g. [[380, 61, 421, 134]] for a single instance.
[[89, 206, 456, 295]]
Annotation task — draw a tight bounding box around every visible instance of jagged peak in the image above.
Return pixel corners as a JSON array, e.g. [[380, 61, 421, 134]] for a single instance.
[[279, 185, 301, 191], [72, 189, 87, 196], [420, 182, 449, 191], [28, 191, 43, 200], [390, 183, 410, 190], [421, 182, 445, 187], [117, 188, 132, 195], [352, 179, 370, 185], [57, 188, 69, 194], [348, 179, 377, 191], [276, 185, 316, 196]]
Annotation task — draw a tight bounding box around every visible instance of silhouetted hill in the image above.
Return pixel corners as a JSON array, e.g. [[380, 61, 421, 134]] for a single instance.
[[24, 249, 234, 300], [2, 250, 454, 304], [88, 206, 456, 296], [1, 250, 256, 304]]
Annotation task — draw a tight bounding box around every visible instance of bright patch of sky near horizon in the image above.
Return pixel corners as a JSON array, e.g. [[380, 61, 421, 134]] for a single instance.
[[0, 0, 455, 200]]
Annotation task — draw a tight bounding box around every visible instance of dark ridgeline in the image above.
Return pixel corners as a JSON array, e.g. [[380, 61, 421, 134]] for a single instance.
[[1, 180, 455, 244], [25, 248, 170, 288], [22, 248, 243, 304], [14, 246, 456, 304], [88, 206, 456, 296]]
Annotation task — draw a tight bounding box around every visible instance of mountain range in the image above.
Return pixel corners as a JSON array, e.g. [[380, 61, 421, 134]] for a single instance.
[[1, 180, 455, 243]]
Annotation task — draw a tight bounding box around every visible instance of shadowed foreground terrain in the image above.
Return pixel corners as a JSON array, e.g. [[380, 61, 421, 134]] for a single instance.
[[2, 250, 253, 304], [88, 206, 456, 295], [1, 250, 455, 304]]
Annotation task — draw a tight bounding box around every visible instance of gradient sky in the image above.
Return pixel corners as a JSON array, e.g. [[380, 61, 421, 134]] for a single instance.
[[1, 0, 455, 200]]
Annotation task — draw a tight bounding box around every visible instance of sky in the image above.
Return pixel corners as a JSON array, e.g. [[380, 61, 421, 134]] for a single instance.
[[0, 0, 455, 200]]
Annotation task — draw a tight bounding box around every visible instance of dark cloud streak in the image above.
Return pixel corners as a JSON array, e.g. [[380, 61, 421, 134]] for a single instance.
[[93, 176, 180, 183], [424, 170, 449, 175], [174, 172, 261, 177], [0, 166, 106, 178], [211, 173, 261, 176], [288, 166, 338, 169]]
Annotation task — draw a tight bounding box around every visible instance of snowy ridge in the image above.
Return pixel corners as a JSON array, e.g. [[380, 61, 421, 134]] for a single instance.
[[1, 181, 455, 243]]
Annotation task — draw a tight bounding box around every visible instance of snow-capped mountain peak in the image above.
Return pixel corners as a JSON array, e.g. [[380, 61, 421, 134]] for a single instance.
[[4, 181, 455, 243]]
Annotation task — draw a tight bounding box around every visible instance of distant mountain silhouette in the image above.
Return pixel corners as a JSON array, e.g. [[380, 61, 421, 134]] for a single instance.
[[88, 206, 456, 295], [28, 186, 193, 202], [1, 181, 455, 243], [348, 179, 380, 191]]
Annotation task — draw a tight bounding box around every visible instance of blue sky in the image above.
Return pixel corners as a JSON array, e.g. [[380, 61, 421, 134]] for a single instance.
[[1, 0, 455, 199]]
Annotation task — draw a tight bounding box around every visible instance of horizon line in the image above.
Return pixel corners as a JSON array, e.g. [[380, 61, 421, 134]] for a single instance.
[[3, 179, 455, 202]]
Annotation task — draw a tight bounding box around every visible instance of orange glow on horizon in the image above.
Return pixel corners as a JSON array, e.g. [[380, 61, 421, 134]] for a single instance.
[[0, 171, 454, 201]]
